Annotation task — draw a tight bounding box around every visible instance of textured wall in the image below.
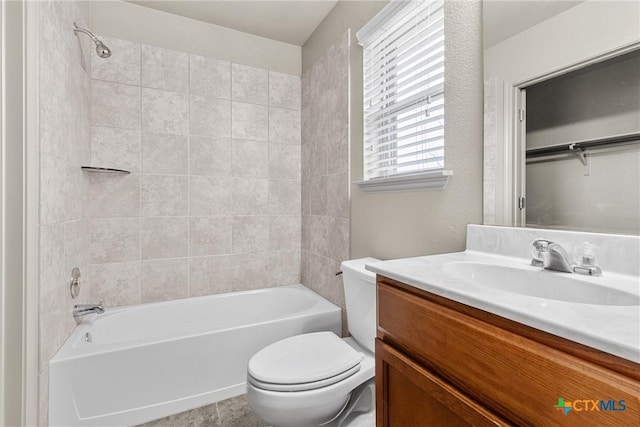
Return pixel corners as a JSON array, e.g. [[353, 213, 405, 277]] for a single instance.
[[85, 35, 301, 307], [38, 1, 92, 424], [301, 31, 351, 326]]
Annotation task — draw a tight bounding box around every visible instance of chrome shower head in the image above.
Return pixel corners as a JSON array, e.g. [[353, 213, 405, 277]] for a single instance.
[[95, 41, 111, 59], [73, 23, 111, 59]]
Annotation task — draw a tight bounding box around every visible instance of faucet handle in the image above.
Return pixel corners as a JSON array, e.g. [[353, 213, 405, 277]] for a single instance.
[[532, 238, 552, 250], [531, 238, 552, 266], [572, 242, 602, 276]]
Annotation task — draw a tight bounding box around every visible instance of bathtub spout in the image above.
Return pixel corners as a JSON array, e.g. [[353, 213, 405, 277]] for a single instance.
[[73, 303, 105, 318]]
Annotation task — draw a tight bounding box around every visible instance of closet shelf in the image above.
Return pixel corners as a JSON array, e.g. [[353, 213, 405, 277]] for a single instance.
[[81, 166, 131, 175]]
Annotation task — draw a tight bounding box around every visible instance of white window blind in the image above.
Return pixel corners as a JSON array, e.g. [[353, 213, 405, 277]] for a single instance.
[[358, 0, 445, 182]]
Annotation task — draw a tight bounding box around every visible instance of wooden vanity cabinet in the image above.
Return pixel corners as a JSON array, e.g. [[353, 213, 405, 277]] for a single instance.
[[376, 276, 640, 427]]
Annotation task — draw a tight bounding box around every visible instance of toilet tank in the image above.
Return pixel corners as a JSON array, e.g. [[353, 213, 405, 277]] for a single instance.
[[341, 257, 380, 353]]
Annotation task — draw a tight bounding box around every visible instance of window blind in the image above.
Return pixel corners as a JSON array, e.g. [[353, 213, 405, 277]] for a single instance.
[[358, 0, 445, 181]]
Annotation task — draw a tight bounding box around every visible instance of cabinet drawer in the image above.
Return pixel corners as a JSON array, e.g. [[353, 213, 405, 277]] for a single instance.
[[377, 280, 640, 426], [376, 339, 510, 427]]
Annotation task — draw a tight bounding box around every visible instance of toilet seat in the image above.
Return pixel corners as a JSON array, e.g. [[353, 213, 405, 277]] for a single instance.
[[249, 363, 361, 392], [248, 332, 364, 392]]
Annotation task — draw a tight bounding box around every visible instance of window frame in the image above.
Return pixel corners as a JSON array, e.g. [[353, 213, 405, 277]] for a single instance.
[[356, 0, 452, 192]]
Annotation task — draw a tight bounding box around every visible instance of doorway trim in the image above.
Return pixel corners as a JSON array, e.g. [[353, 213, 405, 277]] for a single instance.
[[0, 0, 39, 425]]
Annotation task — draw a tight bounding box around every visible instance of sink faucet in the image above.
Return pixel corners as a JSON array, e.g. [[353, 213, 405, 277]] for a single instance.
[[531, 239, 602, 276], [532, 239, 573, 273], [73, 303, 105, 318]]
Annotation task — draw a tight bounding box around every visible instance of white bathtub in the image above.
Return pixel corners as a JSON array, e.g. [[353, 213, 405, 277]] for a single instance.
[[49, 284, 341, 426]]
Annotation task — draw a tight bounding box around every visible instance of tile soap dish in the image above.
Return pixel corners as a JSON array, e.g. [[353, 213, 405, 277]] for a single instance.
[[81, 166, 131, 175]]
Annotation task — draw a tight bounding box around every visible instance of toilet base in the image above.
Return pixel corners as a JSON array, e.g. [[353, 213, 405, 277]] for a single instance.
[[247, 381, 351, 427], [331, 379, 375, 427], [338, 411, 376, 427]]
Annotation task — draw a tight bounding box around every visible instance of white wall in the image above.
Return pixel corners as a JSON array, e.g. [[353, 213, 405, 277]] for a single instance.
[[90, 1, 301, 76], [1, 2, 25, 425], [483, 0, 640, 226], [526, 146, 640, 234], [526, 51, 640, 148]]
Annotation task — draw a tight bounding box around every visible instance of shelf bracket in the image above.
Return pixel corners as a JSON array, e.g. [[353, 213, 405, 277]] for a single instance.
[[568, 144, 591, 175]]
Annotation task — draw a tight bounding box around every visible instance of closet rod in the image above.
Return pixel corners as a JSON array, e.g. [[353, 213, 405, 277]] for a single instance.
[[526, 132, 640, 158]]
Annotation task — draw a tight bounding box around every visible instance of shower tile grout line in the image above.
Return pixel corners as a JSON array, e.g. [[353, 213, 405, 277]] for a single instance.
[[228, 71, 234, 292], [89, 122, 301, 145], [187, 54, 191, 299], [89, 249, 295, 269], [266, 70, 271, 285], [91, 72, 301, 113], [138, 45, 143, 305]]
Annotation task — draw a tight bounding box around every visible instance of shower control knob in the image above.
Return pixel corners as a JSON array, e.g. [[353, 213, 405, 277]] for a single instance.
[[70, 267, 81, 299]]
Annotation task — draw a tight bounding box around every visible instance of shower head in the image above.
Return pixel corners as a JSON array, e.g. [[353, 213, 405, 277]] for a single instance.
[[95, 41, 111, 59], [73, 23, 111, 59]]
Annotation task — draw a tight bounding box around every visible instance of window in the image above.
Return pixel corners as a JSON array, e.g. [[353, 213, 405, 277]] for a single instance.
[[357, 0, 450, 191]]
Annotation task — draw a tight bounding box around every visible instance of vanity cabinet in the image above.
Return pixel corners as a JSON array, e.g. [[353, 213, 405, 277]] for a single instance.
[[376, 276, 640, 427]]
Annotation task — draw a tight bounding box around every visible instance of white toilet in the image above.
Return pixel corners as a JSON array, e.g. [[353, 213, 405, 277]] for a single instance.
[[246, 257, 379, 427]]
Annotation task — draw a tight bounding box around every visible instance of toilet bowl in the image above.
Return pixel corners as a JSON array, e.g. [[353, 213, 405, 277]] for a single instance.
[[246, 258, 380, 427]]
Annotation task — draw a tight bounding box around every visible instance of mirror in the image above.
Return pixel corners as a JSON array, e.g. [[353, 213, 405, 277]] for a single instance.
[[524, 50, 640, 235], [482, 0, 640, 235]]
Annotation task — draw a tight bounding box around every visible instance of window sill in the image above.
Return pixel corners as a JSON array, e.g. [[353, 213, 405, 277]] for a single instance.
[[356, 170, 453, 192]]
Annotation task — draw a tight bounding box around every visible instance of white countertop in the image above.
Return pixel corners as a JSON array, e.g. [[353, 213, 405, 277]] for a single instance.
[[366, 250, 640, 364]]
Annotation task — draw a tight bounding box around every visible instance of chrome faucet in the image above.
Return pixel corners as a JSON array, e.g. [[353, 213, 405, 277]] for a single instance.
[[73, 303, 105, 318], [531, 239, 602, 276]]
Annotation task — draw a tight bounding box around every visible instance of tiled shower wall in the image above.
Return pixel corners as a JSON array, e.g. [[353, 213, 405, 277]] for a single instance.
[[85, 36, 302, 306], [301, 32, 351, 325], [38, 1, 92, 425]]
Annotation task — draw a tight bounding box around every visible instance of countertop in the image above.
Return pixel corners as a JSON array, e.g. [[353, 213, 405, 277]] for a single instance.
[[366, 250, 640, 364]]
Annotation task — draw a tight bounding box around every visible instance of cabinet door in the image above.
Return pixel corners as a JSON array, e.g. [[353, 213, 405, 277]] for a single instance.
[[376, 340, 510, 427], [377, 280, 640, 426]]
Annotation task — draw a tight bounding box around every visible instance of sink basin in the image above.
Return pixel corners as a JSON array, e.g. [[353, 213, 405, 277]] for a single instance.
[[443, 262, 640, 306]]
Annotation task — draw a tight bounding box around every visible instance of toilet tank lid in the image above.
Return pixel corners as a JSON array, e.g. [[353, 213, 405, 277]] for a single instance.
[[340, 257, 380, 283]]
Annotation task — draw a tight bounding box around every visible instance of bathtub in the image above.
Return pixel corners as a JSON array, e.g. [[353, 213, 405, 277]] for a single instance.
[[49, 284, 341, 426]]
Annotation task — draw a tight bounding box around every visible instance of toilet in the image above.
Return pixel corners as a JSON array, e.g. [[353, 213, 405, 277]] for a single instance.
[[246, 257, 380, 427]]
